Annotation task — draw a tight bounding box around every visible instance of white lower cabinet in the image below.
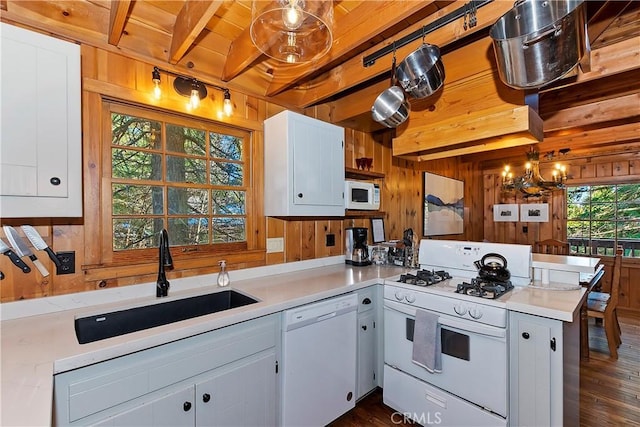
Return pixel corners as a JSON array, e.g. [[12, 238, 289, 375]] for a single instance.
[[55, 314, 278, 427], [509, 310, 580, 427], [356, 285, 382, 400]]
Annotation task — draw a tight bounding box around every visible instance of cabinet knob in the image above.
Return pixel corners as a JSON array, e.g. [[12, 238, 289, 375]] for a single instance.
[[183, 401, 192, 412], [297, 193, 303, 198], [362, 297, 372, 305], [522, 332, 530, 339], [202, 393, 211, 403], [361, 325, 367, 331], [50, 177, 61, 186]]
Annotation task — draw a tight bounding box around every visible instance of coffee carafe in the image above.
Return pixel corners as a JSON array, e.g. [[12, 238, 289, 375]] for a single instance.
[[345, 227, 371, 266]]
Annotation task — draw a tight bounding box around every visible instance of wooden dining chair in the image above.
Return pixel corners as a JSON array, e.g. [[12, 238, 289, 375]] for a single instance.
[[587, 246, 623, 359], [533, 239, 570, 255]]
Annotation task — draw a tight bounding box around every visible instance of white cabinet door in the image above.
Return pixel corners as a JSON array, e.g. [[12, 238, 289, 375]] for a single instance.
[[264, 110, 345, 216], [91, 386, 195, 427], [510, 311, 566, 427], [0, 23, 82, 217], [195, 352, 276, 427], [357, 310, 377, 400]]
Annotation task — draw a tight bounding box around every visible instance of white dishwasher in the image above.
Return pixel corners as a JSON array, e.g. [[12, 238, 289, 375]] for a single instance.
[[280, 293, 358, 427]]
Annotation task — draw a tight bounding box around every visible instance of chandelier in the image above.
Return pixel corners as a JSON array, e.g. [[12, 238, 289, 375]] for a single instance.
[[250, 0, 334, 64], [501, 148, 568, 198]]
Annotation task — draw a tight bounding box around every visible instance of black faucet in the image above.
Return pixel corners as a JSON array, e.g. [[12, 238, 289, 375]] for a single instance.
[[156, 229, 173, 297]]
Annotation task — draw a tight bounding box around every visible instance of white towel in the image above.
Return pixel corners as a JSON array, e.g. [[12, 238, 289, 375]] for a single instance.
[[412, 309, 442, 373]]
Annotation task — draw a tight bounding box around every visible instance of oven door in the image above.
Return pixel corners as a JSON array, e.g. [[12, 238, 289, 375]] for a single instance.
[[384, 299, 508, 418]]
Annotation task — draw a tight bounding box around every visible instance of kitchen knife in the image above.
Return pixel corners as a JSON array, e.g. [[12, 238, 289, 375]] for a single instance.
[[0, 237, 31, 273], [21, 225, 62, 267], [3, 226, 49, 276]]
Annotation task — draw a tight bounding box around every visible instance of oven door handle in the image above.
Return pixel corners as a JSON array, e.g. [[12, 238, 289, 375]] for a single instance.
[[384, 299, 506, 339]]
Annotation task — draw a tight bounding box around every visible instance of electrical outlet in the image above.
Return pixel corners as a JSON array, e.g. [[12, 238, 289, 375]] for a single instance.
[[326, 234, 335, 247], [56, 251, 75, 275]]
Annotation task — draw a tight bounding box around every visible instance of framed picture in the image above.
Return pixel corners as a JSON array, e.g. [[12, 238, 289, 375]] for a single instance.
[[370, 218, 386, 243], [521, 203, 549, 222], [423, 172, 464, 236], [493, 204, 519, 222]]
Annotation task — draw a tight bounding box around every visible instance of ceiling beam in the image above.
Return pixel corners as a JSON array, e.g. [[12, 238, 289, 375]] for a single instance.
[[587, 1, 633, 44], [543, 93, 640, 132], [169, 0, 224, 65], [108, 0, 131, 46], [264, 1, 446, 97], [221, 20, 263, 83], [281, 1, 512, 108]]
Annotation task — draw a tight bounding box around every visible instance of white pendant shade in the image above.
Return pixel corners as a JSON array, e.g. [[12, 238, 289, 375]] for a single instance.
[[250, 0, 333, 64]]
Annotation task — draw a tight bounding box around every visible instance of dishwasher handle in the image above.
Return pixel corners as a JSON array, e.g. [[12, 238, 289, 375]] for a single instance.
[[283, 294, 358, 331]]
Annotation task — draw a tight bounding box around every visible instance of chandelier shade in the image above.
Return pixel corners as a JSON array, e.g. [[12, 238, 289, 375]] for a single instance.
[[501, 148, 567, 198], [250, 0, 333, 64]]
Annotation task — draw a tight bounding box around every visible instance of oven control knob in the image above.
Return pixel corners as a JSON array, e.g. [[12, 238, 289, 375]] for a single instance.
[[395, 291, 404, 301], [453, 303, 467, 316], [405, 294, 416, 303], [468, 307, 483, 319]]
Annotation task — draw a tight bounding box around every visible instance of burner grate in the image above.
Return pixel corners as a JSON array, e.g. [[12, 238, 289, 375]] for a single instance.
[[398, 269, 452, 286], [456, 278, 514, 299]]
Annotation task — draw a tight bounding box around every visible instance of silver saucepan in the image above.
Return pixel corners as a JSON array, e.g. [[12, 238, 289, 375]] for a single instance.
[[395, 43, 445, 99], [489, 0, 588, 89], [371, 54, 410, 128]]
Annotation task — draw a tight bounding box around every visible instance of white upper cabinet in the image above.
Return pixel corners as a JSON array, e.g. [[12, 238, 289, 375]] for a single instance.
[[264, 110, 345, 216], [0, 23, 82, 217]]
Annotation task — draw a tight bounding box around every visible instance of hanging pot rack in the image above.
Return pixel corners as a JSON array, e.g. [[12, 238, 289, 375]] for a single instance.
[[363, 0, 493, 67]]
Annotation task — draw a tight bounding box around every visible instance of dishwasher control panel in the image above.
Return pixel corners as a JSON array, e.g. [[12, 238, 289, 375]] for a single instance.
[[283, 293, 357, 331]]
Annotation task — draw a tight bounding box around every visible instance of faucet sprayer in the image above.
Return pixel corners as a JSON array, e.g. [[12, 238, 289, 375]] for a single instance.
[[156, 229, 173, 297]]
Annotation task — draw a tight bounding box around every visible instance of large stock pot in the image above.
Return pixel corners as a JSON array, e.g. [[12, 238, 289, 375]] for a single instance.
[[490, 0, 588, 89]]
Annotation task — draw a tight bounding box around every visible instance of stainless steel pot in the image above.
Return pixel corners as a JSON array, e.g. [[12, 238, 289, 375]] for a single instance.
[[490, 0, 588, 89], [372, 55, 410, 128], [395, 43, 445, 99]]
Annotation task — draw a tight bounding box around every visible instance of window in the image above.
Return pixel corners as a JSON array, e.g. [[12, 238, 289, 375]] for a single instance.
[[567, 184, 640, 257], [107, 103, 250, 257]]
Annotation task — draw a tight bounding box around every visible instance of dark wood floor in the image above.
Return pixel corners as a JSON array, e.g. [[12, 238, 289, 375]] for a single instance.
[[331, 315, 640, 426]]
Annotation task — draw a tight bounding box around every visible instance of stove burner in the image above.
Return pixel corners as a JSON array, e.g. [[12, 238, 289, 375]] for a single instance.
[[456, 278, 513, 299], [398, 270, 452, 286]]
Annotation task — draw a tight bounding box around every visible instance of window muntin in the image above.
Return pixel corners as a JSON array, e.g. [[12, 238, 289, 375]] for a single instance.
[[109, 105, 249, 253], [567, 184, 640, 257]]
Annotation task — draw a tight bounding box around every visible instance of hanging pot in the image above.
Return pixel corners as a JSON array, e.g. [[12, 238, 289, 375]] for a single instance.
[[395, 43, 445, 99], [474, 253, 511, 283], [371, 54, 410, 128], [489, 0, 588, 89]]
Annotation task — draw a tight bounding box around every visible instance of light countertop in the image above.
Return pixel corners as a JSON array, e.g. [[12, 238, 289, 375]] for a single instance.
[[532, 253, 601, 273], [1, 257, 588, 426]]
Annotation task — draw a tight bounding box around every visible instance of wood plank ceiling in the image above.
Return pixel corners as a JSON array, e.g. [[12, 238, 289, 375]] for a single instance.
[[2, 0, 639, 160]]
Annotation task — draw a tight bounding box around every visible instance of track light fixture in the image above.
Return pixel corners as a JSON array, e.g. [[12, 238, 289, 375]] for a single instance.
[[150, 66, 233, 116]]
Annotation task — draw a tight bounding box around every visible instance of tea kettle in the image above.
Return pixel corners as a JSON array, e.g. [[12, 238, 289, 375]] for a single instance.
[[474, 253, 511, 282]]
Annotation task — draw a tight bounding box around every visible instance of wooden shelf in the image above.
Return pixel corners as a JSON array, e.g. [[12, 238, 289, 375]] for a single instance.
[[345, 210, 385, 218], [345, 167, 385, 180]]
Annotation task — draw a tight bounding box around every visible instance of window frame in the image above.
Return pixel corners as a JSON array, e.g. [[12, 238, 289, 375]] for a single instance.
[[102, 101, 253, 265], [566, 183, 640, 258]]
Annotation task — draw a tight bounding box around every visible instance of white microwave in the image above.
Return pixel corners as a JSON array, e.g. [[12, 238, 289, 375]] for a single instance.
[[345, 180, 380, 210]]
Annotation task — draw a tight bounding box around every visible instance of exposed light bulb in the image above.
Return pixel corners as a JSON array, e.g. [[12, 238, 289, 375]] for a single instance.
[[190, 81, 200, 109], [282, 0, 303, 30], [223, 90, 233, 117], [152, 67, 162, 99], [153, 81, 162, 99]]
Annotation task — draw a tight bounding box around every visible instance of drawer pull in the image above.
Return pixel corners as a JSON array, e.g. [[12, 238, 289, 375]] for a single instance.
[[183, 401, 192, 412], [202, 393, 211, 403]]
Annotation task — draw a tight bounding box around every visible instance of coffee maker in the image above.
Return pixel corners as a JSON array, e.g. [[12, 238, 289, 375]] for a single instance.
[[345, 227, 371, 266]]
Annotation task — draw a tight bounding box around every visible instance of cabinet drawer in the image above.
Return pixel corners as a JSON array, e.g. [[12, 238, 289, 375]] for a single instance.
[[55, 314, 278, 425]]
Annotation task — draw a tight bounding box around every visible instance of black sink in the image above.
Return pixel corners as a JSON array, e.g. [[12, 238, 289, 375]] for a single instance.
[[75, 289, 259, 344]]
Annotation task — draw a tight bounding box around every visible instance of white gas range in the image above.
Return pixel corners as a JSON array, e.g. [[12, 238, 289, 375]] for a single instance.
[[383, 240, 532, 426]]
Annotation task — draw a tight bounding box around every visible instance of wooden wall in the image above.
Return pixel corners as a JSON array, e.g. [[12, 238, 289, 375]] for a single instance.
[[0, 44, 479, 303], [481, 152, 640, 316]]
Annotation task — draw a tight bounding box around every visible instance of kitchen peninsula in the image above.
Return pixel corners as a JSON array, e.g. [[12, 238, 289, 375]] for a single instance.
[[1, 248, 597, 427]]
